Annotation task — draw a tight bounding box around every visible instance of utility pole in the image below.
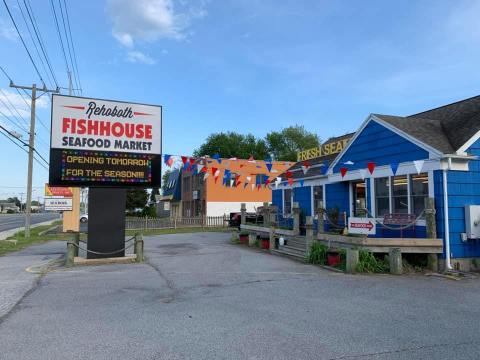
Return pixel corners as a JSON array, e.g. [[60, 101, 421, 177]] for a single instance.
[[9, 81, 58, 238]]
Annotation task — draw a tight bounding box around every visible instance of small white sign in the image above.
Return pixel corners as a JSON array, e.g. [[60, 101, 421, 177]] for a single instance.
[[348, 217, 376, 235], [44, 196, 73, 211]]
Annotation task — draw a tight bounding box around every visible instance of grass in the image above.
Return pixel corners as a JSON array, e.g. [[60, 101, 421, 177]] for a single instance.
[[125, 227, 234, 236], [0, 221, 71, 257]]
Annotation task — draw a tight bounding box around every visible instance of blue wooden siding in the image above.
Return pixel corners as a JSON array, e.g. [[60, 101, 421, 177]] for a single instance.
[[272, 189, 283, 215], [433, 138, 480, 258], [325, 182, 349, 226], [293, 186, 312, 216], [333, 120, 429, 173]]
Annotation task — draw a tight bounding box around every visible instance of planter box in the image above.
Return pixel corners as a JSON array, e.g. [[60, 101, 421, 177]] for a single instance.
[[260, 238, 270, 249]]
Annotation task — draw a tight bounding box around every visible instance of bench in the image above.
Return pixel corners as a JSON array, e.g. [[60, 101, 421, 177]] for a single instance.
[[382, 213, 417, 238]]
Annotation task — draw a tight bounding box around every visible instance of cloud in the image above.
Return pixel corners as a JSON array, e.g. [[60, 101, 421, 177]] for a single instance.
[[0, 19, 17, 41], [107, 0, 207, 47], [126, 51, 156, 65], [0, 89, 48, 121]]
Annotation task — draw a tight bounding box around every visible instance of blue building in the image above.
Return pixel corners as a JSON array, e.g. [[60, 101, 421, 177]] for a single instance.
[[158, 169, 182, 218], [273, 95, 480, 271]]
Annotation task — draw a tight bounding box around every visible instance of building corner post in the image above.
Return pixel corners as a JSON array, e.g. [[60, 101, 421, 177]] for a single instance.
[[292, 202, 300, 235]]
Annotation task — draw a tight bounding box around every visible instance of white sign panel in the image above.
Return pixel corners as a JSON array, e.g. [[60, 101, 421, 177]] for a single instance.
[[348, 217, 376, 235], [44, 196, 73, 211], [51, 95, 161, 154]]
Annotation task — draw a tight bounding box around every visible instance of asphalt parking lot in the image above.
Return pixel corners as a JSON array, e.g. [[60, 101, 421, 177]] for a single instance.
[[1, 232, 480, 360]]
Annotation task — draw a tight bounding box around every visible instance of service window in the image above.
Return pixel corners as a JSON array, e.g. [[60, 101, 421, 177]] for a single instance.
[[375, 177, 390, 217], [392, 175, 408, 213], [410, 173, 428, 216], [284, 188, 292, 215]]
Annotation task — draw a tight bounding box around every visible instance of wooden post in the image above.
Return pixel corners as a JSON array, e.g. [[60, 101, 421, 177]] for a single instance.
[[292, 202, 300, 235], [262, 202, 270, 227], [346, 248, 359, 274], [248, 233, 256, 247], [73, 232, 80, 257], [389, 248, 403, 275], [134, 233, 144, 263], [240, 203, 246, 225], [316, 200, 324, 235], [425, 198, 439, 272], [269, 205, 277, 227], [305, 216, 314, 251], [269, 226, 275, 252], [66, 241, 75, 267]]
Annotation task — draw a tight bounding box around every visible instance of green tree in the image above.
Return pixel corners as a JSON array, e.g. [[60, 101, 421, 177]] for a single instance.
[[126, 189, 148, 211], [149, 187, 160, 204], [266, 125, 320, 161], [161, 169, 172, 194], [193, 132, 269, 159], [7, 197, 21, 208]]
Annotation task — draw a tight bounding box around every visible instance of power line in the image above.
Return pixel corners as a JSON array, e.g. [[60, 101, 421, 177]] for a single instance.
[[49, 0, 70, 77], [58, 0, 79, 95], [2, 0, 45, 85], [0, 88, 30, 128], [22, 0, 59, 88], [0, 108, 29, 134], [62, 0, 81, 94], [16, 0, 55, 89]]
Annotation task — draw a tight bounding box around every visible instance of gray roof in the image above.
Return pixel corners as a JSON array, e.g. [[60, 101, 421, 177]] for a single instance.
[[375, 95, 480, 154]]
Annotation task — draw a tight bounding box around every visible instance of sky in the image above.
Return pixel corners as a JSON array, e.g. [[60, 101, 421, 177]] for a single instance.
[[0, 0, 480, 201]]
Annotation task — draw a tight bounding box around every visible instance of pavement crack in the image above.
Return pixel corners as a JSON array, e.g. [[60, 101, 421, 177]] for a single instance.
[[144, 258, 179, 303], [329, 339, 480, 359]]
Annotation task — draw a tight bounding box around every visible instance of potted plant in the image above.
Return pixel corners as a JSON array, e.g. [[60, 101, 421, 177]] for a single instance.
[[239, 232, 249, 244]]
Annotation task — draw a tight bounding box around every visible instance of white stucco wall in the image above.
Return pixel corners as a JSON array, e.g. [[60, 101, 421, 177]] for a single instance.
[[206, 202, 265, 217]]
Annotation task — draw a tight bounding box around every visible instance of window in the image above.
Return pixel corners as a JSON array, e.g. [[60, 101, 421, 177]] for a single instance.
[[410, 173, 428, 217], [284, 189, 292, 215], [375, 177, 390, 216], [313, 185, 323, 209], [392, 175, 408, 213]]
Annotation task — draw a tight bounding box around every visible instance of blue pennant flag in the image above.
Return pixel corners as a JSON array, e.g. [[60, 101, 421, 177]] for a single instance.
[[299, 179, 305, 187], [322, 161, 329, 175], [390, 163, 399, 175], [163, 154, 171, 165], [223, 169, 231, 185], [212, 153, 222, 164], [266, 162, 272, 172], [183, 161, 190, 171]]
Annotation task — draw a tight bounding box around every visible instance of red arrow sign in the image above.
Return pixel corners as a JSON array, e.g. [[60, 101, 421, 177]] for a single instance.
[[350, 221, 374, 231]]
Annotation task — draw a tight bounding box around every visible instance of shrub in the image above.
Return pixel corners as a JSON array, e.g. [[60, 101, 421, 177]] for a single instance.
[[307, 242, 328, 264], [356, 250, 389, 273]]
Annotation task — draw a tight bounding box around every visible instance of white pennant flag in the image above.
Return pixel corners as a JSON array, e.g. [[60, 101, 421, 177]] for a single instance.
[[204, 172, 210, 180], [251, 184, 255, 191], [214, 169, 220, 178], [344, 160, 354, 165], [359, 169, 367, 180], [230, 179, 235, 187], [246, 176, 252, 182], [413, 160, 424, 174], [197, 164, 204, 173], [301, 166, 308, 175]]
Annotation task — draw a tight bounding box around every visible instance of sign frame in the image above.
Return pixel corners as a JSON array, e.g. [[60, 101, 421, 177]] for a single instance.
[[348, 217, 376, 235], [44, 196, 73, 211], [49, 94, 162, 188]]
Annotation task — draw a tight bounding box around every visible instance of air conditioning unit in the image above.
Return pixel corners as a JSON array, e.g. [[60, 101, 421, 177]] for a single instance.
[[465, 205, 480, 239]]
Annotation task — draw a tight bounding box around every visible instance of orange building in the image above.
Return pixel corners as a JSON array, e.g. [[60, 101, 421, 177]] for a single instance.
[[180, 158, 293, 217]]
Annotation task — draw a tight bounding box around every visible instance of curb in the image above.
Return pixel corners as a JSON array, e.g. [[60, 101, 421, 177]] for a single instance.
[[0, 218, 60, 241]]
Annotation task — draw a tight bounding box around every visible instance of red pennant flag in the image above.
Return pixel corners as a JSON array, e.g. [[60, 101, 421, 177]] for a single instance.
[[167, 157, 174, 167], [340, 167, 348, 178], [265, 178, 271, 186], [181, 156, 188, 165], [302, 160, 311, 168], [286, 170, 293, 178], [201, 166, 207, 173], [288, 178, 294, 186], [367, 162, 375, 175], [189, 158, 196, 165], [257, 184, 261, 190], [235, 174, 241, 187], [211, 167, 218, 176]]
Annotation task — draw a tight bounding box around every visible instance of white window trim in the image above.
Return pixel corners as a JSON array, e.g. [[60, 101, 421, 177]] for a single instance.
[[372, 173, 429, 226], [283, 188, 293, 217]]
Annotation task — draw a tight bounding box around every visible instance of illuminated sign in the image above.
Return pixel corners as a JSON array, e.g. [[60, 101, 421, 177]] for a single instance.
[[297, 137, 351, 161], [49, 95, 162, 187], [45, 184, 73, 197]]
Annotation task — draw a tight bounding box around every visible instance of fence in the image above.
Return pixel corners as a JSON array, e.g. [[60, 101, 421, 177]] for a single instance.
[[125, 215, 228, 231]]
